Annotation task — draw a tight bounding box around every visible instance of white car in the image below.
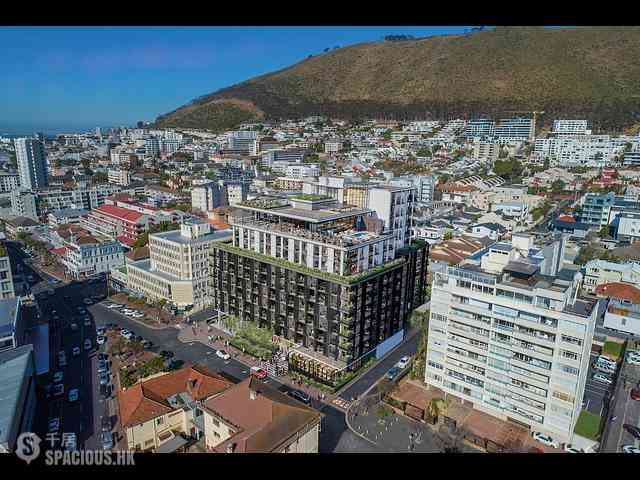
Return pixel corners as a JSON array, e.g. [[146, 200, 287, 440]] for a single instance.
[[396, 356, 411, 370], [68, 388, 79, 402], [58, 351, 67, 367], [563, 443, 584, 453], [53, 371, 63, 383], [216, 350, 230, 360], [84, 339, 92, 350], [622, 445, 640, 454], [72, 346, 81, 356], [97, 335, 106, 345], [83, 316, 91, 327], [120, 329, 131, 337], [532, 431, 559, 449], [627, 356, 640, 366], [131, 312, 144, 318], [593, 373, 613, 385]]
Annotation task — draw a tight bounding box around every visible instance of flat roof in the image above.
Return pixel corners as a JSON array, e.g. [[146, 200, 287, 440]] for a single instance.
[[152, 228, 232, 246], [0, 344, 33, 448], [237, 204, 372, 223]]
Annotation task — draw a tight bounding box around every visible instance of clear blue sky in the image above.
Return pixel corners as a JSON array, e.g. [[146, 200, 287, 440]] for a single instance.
[[0, 26, 476, 134]]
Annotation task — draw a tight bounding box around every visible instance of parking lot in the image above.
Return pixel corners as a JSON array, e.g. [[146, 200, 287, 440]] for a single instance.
[[581, 351, 615, 416]]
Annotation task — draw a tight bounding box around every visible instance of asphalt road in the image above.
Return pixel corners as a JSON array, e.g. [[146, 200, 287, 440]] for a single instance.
[[89, 302, 376, 452], [339, 331, 420, 401], [581, 351, 613, 416]]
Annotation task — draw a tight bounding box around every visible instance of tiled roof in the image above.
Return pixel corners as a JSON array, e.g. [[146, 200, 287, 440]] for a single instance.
[[116, 235, 137, 247], [125, 246, 150, 260], [595, 282, 640, 303], [118, 364, 233, 428], [94, 204, 145, 223], [202, 377, 321, 453]]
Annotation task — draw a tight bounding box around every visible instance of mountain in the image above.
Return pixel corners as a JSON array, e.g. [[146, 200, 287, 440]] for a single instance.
[[155, 27, 640, 132]]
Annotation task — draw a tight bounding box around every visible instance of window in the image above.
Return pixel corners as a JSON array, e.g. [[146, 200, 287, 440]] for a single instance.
[[156, 417, 164, 426], [561, 334, 582, 347], [561, 350, 579, 361]]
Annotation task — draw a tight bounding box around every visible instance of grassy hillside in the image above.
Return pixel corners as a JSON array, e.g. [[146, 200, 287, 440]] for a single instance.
[[157, 27, 640, 131]]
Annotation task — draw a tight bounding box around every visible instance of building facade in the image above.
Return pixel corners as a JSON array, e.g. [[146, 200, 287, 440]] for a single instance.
[[15, 138, 48, 190]]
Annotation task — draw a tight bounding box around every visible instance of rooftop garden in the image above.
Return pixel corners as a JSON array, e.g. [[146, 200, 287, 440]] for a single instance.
[[290, 194, 331, 201], [239, 198, 288, 209], [212, 239, 405, 286]]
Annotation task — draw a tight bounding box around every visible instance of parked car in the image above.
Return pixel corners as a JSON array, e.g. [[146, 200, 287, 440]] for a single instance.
[[532, 431, 559, 449], [68, 388, 79, 402], [97, 335, 106, 345], [53, 384, 64, 397], [100, 384, 111, 400], [70, 323, 78, 331], [627, 356, 640, 366], [83, 316, 91, 327], [58, 351, 67, 367], [630, 388, 640, 401], [100, 431, 114, 450], [592, 373, 613, 385], [594, 363, 616, 374], [52, 371, 63, 383], [98, 360, 109, 373], [98, 353, 109, 361], [622, 445, 640, 454], [84, 339, 92, 351], [396, 356, 411, 370], [287, 389, 311, 405], [250, 366, 268, 379], [101, 416, 111, 432], [216, 350, 230, 360], [97, 327, 106, 336], [386, 367, 401, 381], [563, 443, 584, 453], [160, 350, 174, 359], [623, 424, 640, 439], [83, 298, 93, 305], [99, 372, 110, 386], [48, 418, 60, 433], [597, 356, 617, 368], [72, 346, 81, 356], [141, 340, 153, 349]]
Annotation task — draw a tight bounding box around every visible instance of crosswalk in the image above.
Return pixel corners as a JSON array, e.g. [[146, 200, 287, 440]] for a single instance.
[[332, 398, 352, 410]]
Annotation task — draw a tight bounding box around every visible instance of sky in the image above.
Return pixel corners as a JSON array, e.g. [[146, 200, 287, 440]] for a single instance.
[[0, 26, 476, 134]]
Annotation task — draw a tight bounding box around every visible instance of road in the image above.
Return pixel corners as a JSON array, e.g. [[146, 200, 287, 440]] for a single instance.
[[89, 301, 381, 452]]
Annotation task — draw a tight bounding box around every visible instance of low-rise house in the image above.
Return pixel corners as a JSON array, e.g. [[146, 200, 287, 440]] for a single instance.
[[5, 216, 39, 238], [429, 235, 492, 270], [468, 222, 507, 241], [550, 215, 591, 238], [202, 377, 322, 453], [598, 284, 640, 336], [118, 364, 234, 452], [583, 259, 640, 293], [47, 208, 88, 229]]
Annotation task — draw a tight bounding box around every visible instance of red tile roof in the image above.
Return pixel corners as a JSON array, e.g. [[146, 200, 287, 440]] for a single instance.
[[118, 364, 233, 428], [94, 204, 145, 223], [50, 246, 68, 256], [594, 282, 640, 303], [202, 377, 322, 453], [116, 235, 137, 247]]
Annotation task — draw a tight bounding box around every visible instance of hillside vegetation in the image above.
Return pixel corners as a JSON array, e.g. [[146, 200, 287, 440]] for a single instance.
[[156, 27, 640, 132]]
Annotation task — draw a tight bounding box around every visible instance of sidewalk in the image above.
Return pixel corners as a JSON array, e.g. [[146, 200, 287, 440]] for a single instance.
[[177, 322, 340, 407]]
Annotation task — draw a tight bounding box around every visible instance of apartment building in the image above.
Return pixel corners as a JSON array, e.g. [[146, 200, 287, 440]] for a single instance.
[[145, 137, 160, 157], [425, 234, 598, 445], [53, 230, 124, 279], [576, 192, 615, 227], [471, 141, 500, 162], [286, 164, 320, 179], [495, 117, 535, 142], [582, 259, 640, 293], [302, 176, 372, 209], [465, 119, 495, 138], [202, 377, 322, 453], [553, 120, 591, 136], [118, 365, 233, 452], [47, 208, 88, 229], [0, 247, 15, 300], [108, 168, 131, 186], [81, 204, 151, 247], [615, 212, 640, 244], [9, 190, 38, 220], [225, 131, 258, 154], [220, 181, 248, 207], [191, 181, 225, 213], [209, 194, 428, 384], [0, 172, 20, 193], [535, 136, 623, 168], [15, 138, 48, 190], [273, 177, 304, 191], [391, 175, 436, 207], [324, 139, 343, 154], [0, 298, 24, 351], [127, 219, 230, 310], [368, 185, 414, 251], [14, 183, 122, 215], [261, 148, 309, 167]]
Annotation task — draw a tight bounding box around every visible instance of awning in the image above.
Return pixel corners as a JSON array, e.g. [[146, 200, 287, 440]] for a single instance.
[[155, 435, 189, 454]]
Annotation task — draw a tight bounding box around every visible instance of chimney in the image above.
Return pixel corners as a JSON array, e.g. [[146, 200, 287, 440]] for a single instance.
[[226, 443, 236, 453]]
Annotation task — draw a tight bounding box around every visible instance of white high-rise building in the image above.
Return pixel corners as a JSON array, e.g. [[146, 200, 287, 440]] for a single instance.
[[425, 234, 598, 445], [15, 138, 48, 190]]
